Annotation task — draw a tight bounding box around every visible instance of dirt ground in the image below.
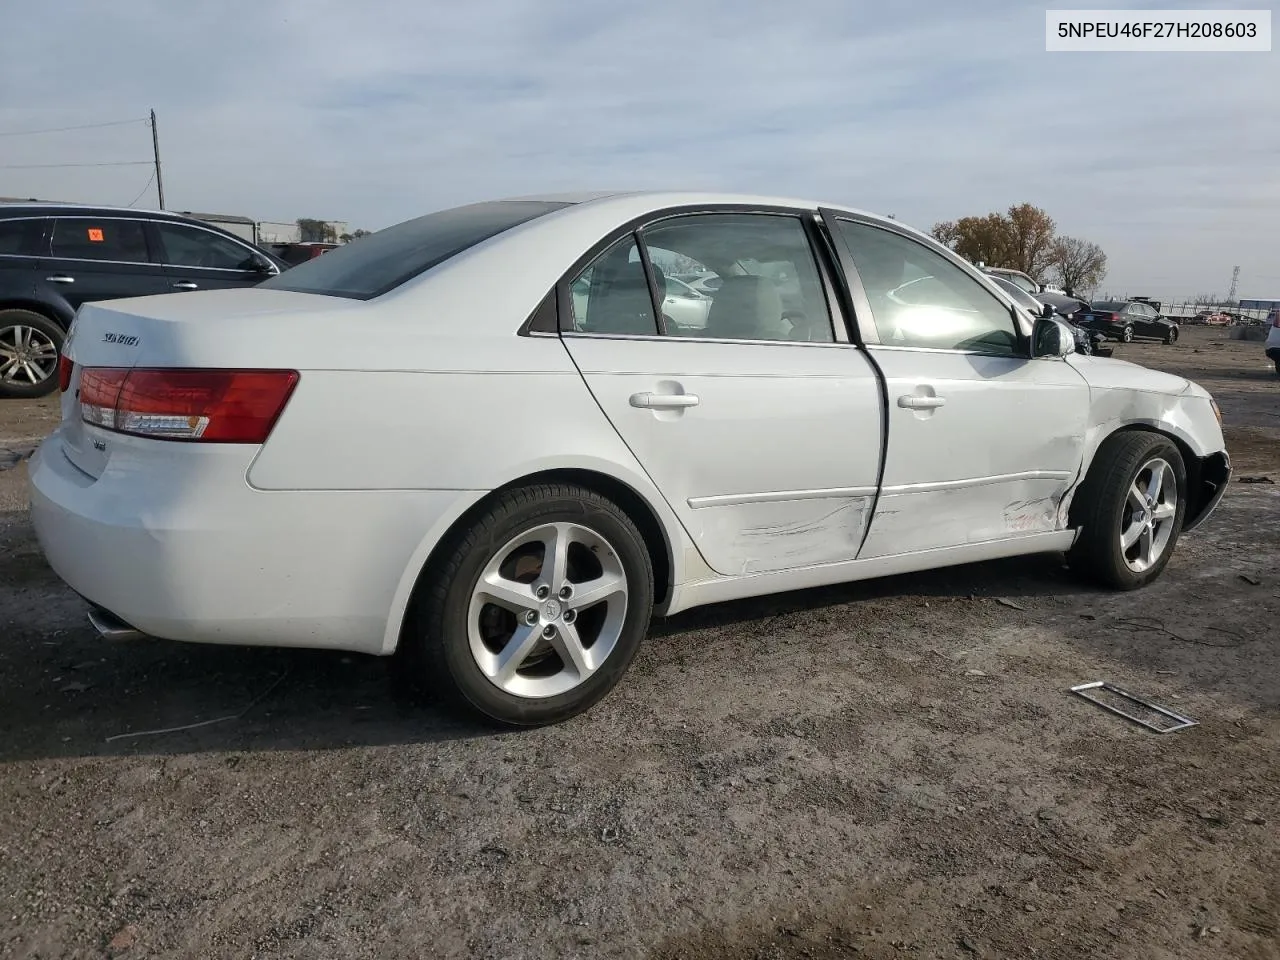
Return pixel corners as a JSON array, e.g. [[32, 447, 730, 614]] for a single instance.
[[1, 325, 1277, 960]]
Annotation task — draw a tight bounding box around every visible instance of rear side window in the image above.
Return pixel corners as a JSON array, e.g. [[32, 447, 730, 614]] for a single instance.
[[50, 218, 151, 263], [154, 222, 258, 270], [0, 219, 40, 256], [259, 200, 571, 300]]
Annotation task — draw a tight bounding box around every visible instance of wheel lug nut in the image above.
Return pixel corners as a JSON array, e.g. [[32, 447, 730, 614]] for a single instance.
[[535, 584, 551, 600], [559, 585, 573, 600], [542, 625, 556, 639], [563, 609, 577, 625], [524, 610, 538, 626]]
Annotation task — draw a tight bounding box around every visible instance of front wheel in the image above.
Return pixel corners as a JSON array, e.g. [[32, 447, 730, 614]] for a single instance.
[[1164, 327, 1179, 345], [1067, 432, 1187, 590], [399, 484, 654, 726], [0, 309, 64, 399], [1121, 325, 1135, 343]]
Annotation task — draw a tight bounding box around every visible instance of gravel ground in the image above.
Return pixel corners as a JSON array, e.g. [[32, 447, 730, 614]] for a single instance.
[[1, 325, 1277, 960]]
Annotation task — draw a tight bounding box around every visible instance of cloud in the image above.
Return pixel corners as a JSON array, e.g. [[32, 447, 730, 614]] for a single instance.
[[1, 0, 1276, 296]]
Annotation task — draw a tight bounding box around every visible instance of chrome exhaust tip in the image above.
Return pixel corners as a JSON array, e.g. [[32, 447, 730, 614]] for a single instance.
[[87, 607, 144, 641]]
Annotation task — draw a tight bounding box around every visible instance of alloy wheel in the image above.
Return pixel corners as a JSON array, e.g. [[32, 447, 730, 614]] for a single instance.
[[467, 521, 629, 699], [0, 324, 59, 386], [1119, 457, 1178, 573]]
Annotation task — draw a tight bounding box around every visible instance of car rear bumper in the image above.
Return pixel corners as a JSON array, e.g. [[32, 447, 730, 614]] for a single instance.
[[27, 426, 468, 654]]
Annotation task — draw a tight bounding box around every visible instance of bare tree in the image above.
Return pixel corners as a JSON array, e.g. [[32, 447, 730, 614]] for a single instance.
[[1051, 236, 1108, 296]]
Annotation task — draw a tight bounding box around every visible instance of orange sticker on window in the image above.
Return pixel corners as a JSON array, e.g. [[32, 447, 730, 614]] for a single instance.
[[87, 228, 105, 242]]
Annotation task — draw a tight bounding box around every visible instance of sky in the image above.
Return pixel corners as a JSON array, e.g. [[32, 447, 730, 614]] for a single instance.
[[1, 0, 1277, 299]]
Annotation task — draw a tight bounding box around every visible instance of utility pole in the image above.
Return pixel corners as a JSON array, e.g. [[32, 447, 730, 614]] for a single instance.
[[150, 108, 165, 209], [1226, 265, 1240, 303]]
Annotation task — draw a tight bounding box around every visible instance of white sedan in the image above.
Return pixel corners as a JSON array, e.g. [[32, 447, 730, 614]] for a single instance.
[[28, 191, 1231, 726]]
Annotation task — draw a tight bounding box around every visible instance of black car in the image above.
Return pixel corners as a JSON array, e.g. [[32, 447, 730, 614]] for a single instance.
[[987, 275, 1104, 356], [0, 204, 286, 397], [1078, 299, 1179, 345]]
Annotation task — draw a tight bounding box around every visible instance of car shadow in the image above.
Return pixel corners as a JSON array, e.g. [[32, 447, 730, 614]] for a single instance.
[[0, 552, 1092, 763]]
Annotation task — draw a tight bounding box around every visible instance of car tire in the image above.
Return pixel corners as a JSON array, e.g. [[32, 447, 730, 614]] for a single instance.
[[1121, 325, 1135, 343], [1164, 327, 1178, 345], [398, 483, 654, 726], [1067, 431, 1187, 590], [0, 309, 64, 399], [1274, 358, 1280, 377]]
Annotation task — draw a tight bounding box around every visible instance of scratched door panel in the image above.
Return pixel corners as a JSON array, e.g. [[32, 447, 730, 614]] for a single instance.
[[563, 335, 884, 576]]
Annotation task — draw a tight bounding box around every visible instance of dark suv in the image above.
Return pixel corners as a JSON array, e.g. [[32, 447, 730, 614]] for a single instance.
[[0, 204, 285, 397]]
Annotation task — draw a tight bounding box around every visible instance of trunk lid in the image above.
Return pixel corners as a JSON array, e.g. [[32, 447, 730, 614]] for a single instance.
[[57, 288, 353, 479]]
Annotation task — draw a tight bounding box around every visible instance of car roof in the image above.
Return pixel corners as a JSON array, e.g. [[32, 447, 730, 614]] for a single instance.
[[0, 201, 235, 224]]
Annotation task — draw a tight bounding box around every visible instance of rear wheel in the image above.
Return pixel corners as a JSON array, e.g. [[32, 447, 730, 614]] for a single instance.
[[0, 309, 63, 399], [1121, 324, 1135, 343], [1067, 432, 1186, 590], [399, 484, 654, 726]]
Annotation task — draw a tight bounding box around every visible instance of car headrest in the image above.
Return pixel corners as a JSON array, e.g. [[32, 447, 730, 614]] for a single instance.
[[704, 275, 787, 341]]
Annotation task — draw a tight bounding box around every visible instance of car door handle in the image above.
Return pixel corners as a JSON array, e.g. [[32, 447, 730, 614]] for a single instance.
[[629, 392, 700, 409], [897, 395, 946, 410], [45, 275, 75, 284], [172, 281, 199, 290]]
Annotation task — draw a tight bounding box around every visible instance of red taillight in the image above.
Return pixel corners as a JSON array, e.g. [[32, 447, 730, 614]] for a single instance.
[[57, 354, 73, 392], [78, 368, 299, 443]]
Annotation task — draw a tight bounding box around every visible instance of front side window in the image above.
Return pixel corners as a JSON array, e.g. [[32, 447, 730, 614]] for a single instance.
[[641, 214, 833, 342], [49, 218, 150, 263], [568, 236, 658, 336], [155, 223, 258, 270], [837, 220, 1020, 355]]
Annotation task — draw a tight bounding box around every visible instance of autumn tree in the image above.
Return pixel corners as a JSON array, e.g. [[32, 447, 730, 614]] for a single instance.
[[1005, 203, 1057, 278], [933, 203, 1106, 290], [1051, 236, 1108, 296], [931, 213, 1011, 267]]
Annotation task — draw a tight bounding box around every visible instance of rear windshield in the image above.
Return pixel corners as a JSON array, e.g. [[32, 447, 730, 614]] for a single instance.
[[259, 200, 571, 300], [1091, 301, 1126, 310]]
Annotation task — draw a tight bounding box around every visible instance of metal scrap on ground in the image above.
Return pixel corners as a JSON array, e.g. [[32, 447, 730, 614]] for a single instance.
[[1070, 681, 1199, 733]]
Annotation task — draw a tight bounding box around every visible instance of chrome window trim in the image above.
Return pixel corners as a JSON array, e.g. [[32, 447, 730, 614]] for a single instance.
[[560, 330, 864, 349]]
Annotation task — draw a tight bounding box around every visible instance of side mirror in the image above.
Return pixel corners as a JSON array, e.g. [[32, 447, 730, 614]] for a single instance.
[[1032, 317, 1076, 358], [251, 254, 277, 274], [1040, 301, 1056, 319]]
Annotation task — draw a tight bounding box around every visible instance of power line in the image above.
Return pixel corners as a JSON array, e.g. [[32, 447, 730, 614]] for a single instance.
[[126, 169, 158, 207], [0, 117, 148, 138], [0, 160, 153, 169]]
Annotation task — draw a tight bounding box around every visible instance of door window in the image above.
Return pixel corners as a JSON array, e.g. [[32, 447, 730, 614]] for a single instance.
[[567, 236, 658, 336], [154, 222, 258, 270], [641, 214, 833, 342], [49, 218, 151, 263], [0, 219, 40, 256], [837, 220, 1020, 355]]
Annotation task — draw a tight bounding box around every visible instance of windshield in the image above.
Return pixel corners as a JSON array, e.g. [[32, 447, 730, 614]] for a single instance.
[[259, 200, 570, 300], [990, 276, 1041, 312]]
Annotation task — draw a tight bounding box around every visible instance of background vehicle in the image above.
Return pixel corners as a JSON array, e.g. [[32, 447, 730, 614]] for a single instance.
[[267, 241, 340, 266], [1266, 307, 1280, 375], [28, 192, 1230, 728], [986, 275, 1104, 356], [1078, 299, 1180, 344], [0, 204, 285, 398]]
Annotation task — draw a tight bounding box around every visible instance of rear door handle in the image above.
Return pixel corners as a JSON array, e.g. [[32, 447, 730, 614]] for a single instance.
[[46, 275, 75, 284], [629, 392, 700, 409], [897, 395, 946, 410], [172, 281, 199, 290]]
